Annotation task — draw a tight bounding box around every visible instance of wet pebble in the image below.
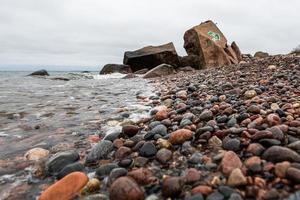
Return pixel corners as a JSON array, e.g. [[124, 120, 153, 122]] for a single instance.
[[109, 177, 144, 200], [85, 141, 114, 165], [156, 148, 172, 164]]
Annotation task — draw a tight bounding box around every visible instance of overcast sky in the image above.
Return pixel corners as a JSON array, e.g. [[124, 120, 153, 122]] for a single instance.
[[0, 0, 299, 71]]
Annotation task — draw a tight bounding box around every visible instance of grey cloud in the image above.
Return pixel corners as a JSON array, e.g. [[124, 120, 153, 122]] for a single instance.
[[0, 0, 299, 71]]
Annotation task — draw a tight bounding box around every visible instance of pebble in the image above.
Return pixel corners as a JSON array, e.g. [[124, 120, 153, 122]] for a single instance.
[[115, 146, 132, 159], [109, 177, 144, 200], [57, 162, 85, 179], [227, 168, 247, 187], [96, 163, 119, 178], [199, 110, 213, 121], [244, 90, 257, 99], [139, 142, 157, 157], [185, 194, 204, 200], [39, 172, 88, 200], [81, 178, 101, 195], [109, 168, 128, 183], [244, 156, 262, 173], [122, 125, 139, 137], [191, 185, 213, 195], [262, 146, 300, 163], [85, 140, 114, 165], [184, 168, 201, 183], [206, 191, 224, 200], [222, 138, 241, 151], [127, 168, 154, 185], [274, 161, 291, 178], [228, 193, 243, 200], [286, 167, 300, 183], [46, 151, 79, 175], [221, 151, 243, 175], [189, 152, 203, 164], [155, 109, 168, 121], [266, 114, 281, 126], [162, 177, 184, 198], [156, 148, 172, 164], [169, 129, 193, 144], [24, 148, 49, 161], [104, 130, 121, 141], [209, 136, 222, 148]]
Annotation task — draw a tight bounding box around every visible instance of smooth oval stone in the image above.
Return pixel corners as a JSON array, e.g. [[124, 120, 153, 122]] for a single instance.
[[262, 146, 300, 163], [109, 177, 144, 200], [57, 162, 85, 179], [206, 191, 224, 200], [96, 163, 119, 178], [259, 139, 281, 148], [109, 168, 128, 183], [139, 142, 157, 157], [46, 151, 79, 175], [39, 172, 88, 200], [104, 130, 121, 141], [185, 194, 204, 200], [222, 138, 241, 151], [85, 140, 114, 165]]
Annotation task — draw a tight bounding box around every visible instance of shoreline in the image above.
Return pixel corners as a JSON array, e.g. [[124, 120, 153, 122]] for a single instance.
[[1, 53, 300, 199]]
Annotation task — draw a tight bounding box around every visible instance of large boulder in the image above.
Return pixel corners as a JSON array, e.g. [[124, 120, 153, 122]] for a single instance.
[[254, 51, 269, 59], [179, 55, 202, 69], [100, 64, 132, 74], [123, 42, 180, 72], [28, 69, 49, 76], [183, 20, 242, 68], [143, 64, 175, 78]]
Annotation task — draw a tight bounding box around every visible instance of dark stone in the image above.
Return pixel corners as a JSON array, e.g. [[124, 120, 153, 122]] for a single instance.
[[123, 42, 180, 72], [96, 163, 119, 178], [56, 162, 84, 179], [139, 142, 157, 157], [109, 168, 128, 184], [103, 130, 122, 141], [218, 186, 235, 198], [99, 64, 132, 74], [156, 148, 172, 164], [179, 55, 202, 69], [228, 193, 243, 200], [185, 194, 204, 200], [28, 69, 49, 76], [206, 191, 224, 200], [122, 125, 139, 137], [222, 138, 241, 151], [118, 159, 133, 168], [259, 139, 281, 148], [286, 167, 300, 183], [46, 151, 79, 175], [85, 140, 114, 165], [162, 177, 184, 198], [262, 146, 300, 163]]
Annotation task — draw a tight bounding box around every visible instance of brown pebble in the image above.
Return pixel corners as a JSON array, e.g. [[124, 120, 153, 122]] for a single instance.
[[109, 177, 144, 200]]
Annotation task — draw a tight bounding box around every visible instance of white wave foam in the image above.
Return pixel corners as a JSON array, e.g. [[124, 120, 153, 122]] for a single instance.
[[93, 73, 126, 80]]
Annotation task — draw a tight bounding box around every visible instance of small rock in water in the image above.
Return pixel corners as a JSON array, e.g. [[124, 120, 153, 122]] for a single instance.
[[85, 140, 114, 165], [46, 151, 80, 175], [122, 125, 140, 137], [57, 162, 85, 179], [96, 163, 119, 178], [81, 178, 101, 195], [39, 172, 88, 200], [25, 148, 49, 161]]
